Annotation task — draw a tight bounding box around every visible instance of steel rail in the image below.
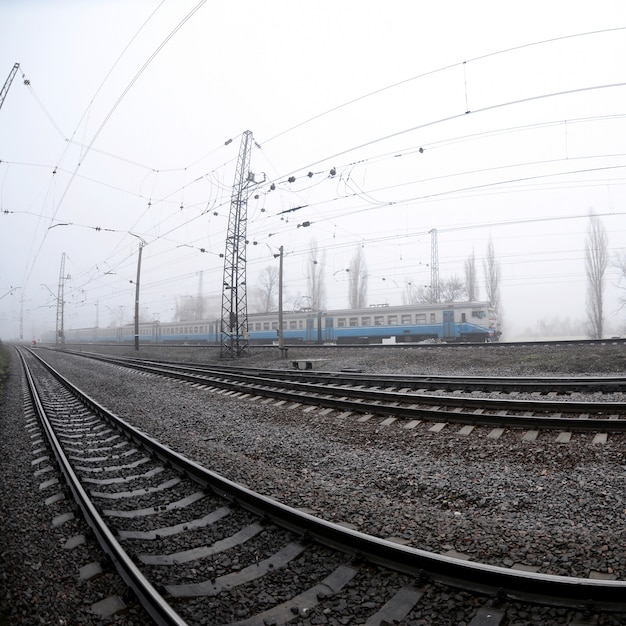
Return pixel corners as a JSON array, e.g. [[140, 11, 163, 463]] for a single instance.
[[194, 367, 626, 393], [22, 347, 626, 612], [90, 351, 626, 393], [63, 352, 626, 432], [17, 348, 189, 626], [43, 336, 626, 350], [59, 348, 626, 396]]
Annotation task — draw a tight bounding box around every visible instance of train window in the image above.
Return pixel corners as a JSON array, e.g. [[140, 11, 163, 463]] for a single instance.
[[194, 326, 198, 333], [430, 313, 436, 323], [337, 318, 346, 327], [461, 313, 466, 323], [271, 322, 278, 330], [263, 322, 270, 330], [299, 320, 304, 329], [388, 315, 398, 325], [287, 321, 295, 329], [416, 314, 426, 324], [472, 310, 485, 319], [349, 317, 358, 327], [361, 316, 370, 326], [401, 314, 412, 324], [374, 316, 384, 326]]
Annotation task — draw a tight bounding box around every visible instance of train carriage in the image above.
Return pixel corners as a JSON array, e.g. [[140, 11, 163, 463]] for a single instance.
[[43, 301, 499, 346]]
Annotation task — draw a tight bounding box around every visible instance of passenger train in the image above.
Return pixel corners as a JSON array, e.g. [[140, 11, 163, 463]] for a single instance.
[[46, 301, 499, 345]]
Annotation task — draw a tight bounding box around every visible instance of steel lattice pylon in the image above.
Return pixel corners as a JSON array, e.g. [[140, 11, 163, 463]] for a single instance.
[[220, 130, 254, 358], [0, 63, 19, 112]]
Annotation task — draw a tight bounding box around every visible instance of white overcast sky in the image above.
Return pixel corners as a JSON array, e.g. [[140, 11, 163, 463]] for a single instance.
[[1, 0, 625, 340]]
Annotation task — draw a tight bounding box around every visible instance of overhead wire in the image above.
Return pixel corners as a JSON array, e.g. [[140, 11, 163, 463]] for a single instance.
[[259, 26, 626, 148], [6, 22, 626, 328], [18, 0, 207, 297]]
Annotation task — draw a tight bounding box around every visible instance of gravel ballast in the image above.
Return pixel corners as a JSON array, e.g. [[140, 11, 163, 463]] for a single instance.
[[2, 342, 626, 624]]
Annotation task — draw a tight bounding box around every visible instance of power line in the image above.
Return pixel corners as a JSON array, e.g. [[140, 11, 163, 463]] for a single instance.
[[260, 26, 626, 147]]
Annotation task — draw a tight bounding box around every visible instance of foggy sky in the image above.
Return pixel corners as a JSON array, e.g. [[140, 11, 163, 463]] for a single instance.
[[1, 1, 625, 340]]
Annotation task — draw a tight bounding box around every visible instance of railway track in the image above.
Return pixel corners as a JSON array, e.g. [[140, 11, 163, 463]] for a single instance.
[[69, 350, 626, 394], [60, 350, 626, 434], [17, 347, 626, 624]]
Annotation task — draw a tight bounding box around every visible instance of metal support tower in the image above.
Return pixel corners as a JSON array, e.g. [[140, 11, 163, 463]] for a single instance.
[[56, 253, 66, 346], [429, 228, 440, 303], [0, 63, 20, 112], [133, 241, 144, 351], [220, 130, 254, 358]]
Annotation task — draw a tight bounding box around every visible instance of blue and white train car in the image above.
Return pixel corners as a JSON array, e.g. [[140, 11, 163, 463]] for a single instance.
[[45, 301, 499, 345], [247, 301, 498, 344]]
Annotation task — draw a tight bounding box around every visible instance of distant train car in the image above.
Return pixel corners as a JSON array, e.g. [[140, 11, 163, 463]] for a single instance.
[[45, 301, 499, 346]]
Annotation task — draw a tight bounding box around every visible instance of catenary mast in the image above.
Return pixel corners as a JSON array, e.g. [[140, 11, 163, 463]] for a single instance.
[[56, 253, 66, 346], [220, 131, 254, 358], [430, 228, 440, 303]]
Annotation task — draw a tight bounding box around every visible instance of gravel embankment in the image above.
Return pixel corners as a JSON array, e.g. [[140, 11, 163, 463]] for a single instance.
[[2, 342, 626, 625]]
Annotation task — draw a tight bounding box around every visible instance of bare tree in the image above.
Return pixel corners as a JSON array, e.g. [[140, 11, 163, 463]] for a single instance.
[[252, 265, 279, 313], [308, 240, 326, 310], [439, 276, 467, 302], [615, 252, 626, 314], [404, 275, 467, 305], [585, 211, 608, 338], [415, 286, 433, 304], [402, 279, 419, 304], [483, 237, 501, 315], [403, 282, 438, 305], [464, 250, 478, 301], [348, 246, 368, 308]]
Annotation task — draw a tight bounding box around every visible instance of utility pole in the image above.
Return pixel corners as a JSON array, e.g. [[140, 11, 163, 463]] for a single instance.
[[133, 241, 144, 351], [56, 253, 66, 346], [277, 246, 285, 358], [220, 130, 254, 358], [430, 228, 440, 304]]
